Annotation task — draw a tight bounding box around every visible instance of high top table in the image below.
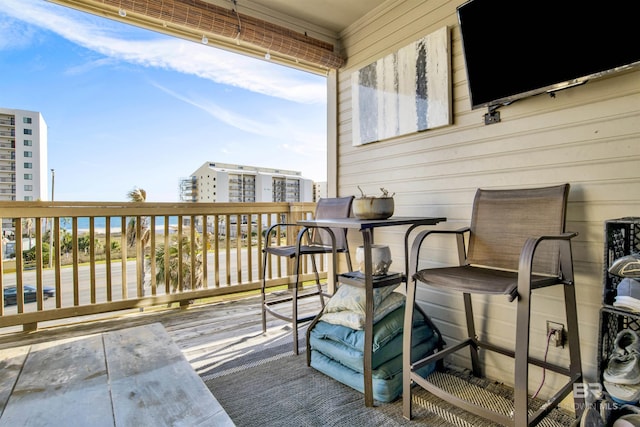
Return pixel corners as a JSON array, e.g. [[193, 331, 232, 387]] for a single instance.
[[299, 216, 446, 407]]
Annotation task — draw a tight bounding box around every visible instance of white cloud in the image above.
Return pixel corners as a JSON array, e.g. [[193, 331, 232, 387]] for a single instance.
[[2, 0, 326, 104], [153, 83, 326, 157], [154, 83, 290, 137]]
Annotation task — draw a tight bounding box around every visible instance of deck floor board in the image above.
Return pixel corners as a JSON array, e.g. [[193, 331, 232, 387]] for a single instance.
[[0, 292, 323, 425]]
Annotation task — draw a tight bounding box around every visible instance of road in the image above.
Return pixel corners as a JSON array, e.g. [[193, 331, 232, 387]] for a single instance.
[[2, 248, 273, 314]]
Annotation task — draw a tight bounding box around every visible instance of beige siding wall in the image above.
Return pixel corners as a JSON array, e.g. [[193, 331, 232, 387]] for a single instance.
[[335, 0, 640, 397]]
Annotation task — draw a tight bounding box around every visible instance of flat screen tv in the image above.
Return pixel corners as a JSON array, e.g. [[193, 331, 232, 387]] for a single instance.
[[457, 0, 640, 110]]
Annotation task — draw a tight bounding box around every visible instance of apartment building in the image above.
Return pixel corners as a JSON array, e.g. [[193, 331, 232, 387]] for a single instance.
[[0, 108, 48, 203], [180, 162, 314, 203], [313, 182, 327, 201]]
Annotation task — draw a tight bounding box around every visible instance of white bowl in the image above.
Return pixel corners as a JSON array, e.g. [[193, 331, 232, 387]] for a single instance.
[[355, 245, 392, 275]]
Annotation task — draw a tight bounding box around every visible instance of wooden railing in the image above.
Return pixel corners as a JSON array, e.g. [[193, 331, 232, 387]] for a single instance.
[[0, 201, 319, 331]]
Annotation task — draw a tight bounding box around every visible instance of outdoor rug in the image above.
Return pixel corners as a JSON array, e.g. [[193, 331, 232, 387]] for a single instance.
[[201, 335, 577, 427]]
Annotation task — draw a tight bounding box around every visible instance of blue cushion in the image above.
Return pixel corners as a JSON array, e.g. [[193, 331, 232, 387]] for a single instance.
[[310, 303, 432, 353], [310, 334, 439, 403], [310, 325, 436, 373], [309, 305, 436, 371]]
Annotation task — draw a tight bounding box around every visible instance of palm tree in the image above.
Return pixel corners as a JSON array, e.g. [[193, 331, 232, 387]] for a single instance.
[[22, 217, 34, 250], [127, 187, 205, 293], [126, 187, 150, 249], [126, 187, 147, 202], [151, 234, 204, 292], [126, 187, 150, 295]]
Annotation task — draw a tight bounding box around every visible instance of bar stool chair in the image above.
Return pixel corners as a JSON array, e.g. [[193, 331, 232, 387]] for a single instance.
[[403, 184, 583, 426], [261, 196, 354, 354]]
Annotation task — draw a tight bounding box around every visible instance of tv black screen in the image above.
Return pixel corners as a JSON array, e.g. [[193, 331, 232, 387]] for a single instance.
[[457, 0, 640, 110]]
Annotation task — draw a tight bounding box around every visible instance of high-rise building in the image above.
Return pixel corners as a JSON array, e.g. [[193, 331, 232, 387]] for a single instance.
[[0, 108, 48, 202], [313, 182, 327, 201], [180, 162, 314, 203]]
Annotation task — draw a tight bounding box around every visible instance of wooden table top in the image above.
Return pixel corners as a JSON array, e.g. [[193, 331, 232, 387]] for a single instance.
[[0, 322, 234, 426]]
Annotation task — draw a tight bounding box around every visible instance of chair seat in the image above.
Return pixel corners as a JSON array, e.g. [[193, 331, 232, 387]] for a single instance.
[[265, 244, 340, 258], [413, 265, 560, 302]]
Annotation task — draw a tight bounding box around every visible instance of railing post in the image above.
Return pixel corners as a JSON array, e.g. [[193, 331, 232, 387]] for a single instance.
[[0, 201, 325, 330]]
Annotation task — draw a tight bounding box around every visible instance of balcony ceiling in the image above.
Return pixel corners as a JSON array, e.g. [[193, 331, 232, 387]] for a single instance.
[[47, 0, 388, 74], [241, 0, 385, 34]]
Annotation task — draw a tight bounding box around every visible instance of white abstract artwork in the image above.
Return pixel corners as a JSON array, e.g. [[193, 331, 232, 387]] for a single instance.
[[352, 26, 451, 146]]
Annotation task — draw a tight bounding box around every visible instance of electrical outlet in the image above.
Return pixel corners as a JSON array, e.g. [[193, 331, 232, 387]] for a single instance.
[[546, 321, 565, 348]]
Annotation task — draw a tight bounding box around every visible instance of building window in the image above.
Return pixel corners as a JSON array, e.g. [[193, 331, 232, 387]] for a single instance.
[[24, 174, 32, 180], [24, 185, 32, 191], [24, 196, 33, 201], [23, 129, 32, 135], [24, 151, 32, 158], [24, 162, 32, 169], [23, 117, 32, 124], [23, 140, 32, 146]]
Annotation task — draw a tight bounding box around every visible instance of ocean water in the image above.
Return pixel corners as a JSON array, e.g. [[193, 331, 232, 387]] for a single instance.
[[59, 216, 179, 232]]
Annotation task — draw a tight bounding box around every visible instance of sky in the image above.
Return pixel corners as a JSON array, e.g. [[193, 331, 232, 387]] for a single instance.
[[0, 0, 328, 202]]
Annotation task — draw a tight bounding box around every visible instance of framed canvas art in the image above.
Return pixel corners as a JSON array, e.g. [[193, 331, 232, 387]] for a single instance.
[[352, 26, 451, 146]]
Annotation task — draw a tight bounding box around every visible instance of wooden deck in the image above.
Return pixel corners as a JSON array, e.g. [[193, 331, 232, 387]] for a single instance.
[[0, 291, 322, 425]]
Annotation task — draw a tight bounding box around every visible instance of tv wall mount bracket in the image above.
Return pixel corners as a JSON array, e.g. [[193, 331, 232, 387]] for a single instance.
[[484, 105, 501, 125]]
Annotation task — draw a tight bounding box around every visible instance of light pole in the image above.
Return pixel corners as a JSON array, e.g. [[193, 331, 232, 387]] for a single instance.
[[48, 169, 55, 268]]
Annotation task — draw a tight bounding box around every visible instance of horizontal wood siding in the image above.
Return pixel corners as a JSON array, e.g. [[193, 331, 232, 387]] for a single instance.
[[336, 0, 640, 398]]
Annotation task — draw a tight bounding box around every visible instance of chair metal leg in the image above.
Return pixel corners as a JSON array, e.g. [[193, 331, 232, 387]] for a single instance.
[[261, 249, 268, 334], [309, 254, 326, 308], [263, 250, 344, 355], [463, 293, 481, 377], [514, 285, 532, 427], [292, 284, 299, 355], [292, 253, 302, 355], [561, 244, 584, 420], [402, 278, 418, 420], [345, 250, 353, 272], [565, 284, 583, 417]]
